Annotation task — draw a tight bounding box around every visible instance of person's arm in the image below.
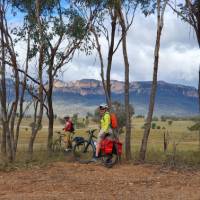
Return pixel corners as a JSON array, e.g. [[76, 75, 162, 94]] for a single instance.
[[63, 121, 70, 131]]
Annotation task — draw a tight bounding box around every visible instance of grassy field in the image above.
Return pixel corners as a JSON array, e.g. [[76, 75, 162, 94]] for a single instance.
[[1, 117, 200, 168]]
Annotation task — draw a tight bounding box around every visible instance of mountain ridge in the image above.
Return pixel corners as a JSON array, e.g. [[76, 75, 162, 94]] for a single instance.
[[4, 78, 199, 116], [53, 79, 198, 98]]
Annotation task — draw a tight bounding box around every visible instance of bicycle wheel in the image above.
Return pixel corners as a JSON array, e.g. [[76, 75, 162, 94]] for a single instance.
[[73, 140, 95, 163], [51, 139, 61, 152], [101, 144, 118, 168]]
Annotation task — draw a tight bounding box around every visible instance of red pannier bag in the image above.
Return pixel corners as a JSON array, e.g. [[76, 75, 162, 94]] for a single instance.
[[101, 139, 113, 154]]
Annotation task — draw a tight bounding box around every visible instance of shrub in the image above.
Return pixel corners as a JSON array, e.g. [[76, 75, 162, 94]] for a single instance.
[[157, 126, 161, 129], [152, 123, 156, 129], [136, 115, 144, 118], [168, 120, 173, 125]]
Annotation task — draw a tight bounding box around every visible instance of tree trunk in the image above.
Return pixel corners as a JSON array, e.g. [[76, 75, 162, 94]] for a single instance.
[[91, 29, 110, 106], [198, 67, 200, 150], [106, 12, 117, 105], [139, 0, 167, 161], [0, 5, 6, 155], [47, 90, 54, 152], [14, 33, 30, 155], [117, 5, 132, 160], [28, 134, 36, 160]]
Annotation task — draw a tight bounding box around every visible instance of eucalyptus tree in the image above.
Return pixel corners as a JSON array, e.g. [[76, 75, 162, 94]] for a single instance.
[[0, 0, 32, 161], [139, 0, 168, 161], [75, 0, 153, 160], [12, 0, 99, 152], [110, 0, 154, 160]]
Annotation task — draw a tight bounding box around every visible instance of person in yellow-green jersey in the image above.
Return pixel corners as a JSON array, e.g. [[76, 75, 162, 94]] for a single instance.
[[92, 103, 112, 162]]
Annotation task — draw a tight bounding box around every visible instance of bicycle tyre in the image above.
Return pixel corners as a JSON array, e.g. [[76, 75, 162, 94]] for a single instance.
[[51, 139, 61, 152], [73, 140, 95, 164], [101, 143, 118, 168]]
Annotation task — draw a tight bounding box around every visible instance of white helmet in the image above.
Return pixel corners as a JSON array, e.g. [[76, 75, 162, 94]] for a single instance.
[[99, 103, 108, 110]]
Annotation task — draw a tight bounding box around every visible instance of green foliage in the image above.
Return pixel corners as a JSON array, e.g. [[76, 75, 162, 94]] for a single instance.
[[11, 0, 93, 63], [136, 115, 144, 118], [151, 123, 156, 129], [72, 113, 78, 127], [157, 126, 161, 129], [111, 101, 134, 133], [188, 122, 200, 131]]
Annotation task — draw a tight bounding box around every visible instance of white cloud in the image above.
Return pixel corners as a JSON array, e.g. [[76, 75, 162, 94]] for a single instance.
[[11, 7, 200, 88], [64, 8, 199, 87]]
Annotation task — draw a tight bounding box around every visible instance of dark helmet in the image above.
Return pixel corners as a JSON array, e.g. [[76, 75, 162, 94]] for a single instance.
[[64, 116, 70, 120]]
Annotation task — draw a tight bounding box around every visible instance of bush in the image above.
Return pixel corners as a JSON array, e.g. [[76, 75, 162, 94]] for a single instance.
[[157, 126, 161, 129], [111, 101, 134, 134], [136, 115, 144, 118], [151, 123, 156, 129], [168, 120, 173, 125]]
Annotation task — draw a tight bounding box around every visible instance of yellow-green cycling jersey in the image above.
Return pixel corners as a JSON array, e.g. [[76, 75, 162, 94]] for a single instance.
[[100, 111, 111, 133]]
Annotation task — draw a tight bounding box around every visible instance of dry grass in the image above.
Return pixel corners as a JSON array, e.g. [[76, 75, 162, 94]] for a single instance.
[[1, 117, 200, 168]]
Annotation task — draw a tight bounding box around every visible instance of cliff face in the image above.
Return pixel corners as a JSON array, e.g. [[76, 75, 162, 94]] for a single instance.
[[53, 79, 198, 98]]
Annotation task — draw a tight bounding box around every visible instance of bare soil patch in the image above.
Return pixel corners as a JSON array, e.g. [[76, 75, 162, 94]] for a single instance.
[[0, 162, 200, 200]]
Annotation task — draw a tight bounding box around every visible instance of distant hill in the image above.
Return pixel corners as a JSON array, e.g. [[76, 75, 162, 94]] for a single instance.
[[51, 79, 198, 116], [4, 78, 198, 116]]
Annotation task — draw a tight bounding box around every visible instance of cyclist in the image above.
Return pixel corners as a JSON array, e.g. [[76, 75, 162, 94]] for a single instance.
[[92, 103, 112, 161], [63, 116, 74, 151]]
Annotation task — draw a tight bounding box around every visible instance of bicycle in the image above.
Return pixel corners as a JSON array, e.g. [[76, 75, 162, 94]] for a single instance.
[[52, 131, 75, 152], [73, 129, 122, 168]]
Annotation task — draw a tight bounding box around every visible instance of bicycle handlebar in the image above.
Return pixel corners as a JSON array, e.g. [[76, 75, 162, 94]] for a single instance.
[[86, 129, 97, 139]]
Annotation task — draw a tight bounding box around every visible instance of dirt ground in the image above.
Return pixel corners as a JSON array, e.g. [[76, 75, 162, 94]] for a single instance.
[[0, 162, 200, 200]]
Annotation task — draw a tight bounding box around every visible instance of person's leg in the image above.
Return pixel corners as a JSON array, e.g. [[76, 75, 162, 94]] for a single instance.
[[66, 133, 71, 149], [95, 141, 101, 157], [95, 130, 105, 157], [68, 132, 72, 149]]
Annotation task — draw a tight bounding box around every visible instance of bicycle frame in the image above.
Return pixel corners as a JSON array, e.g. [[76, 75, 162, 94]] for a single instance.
[[83, 129, 97, 153]]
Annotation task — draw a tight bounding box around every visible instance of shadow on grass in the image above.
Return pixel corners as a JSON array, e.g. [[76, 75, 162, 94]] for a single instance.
[[0, 150, 73, 172]]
